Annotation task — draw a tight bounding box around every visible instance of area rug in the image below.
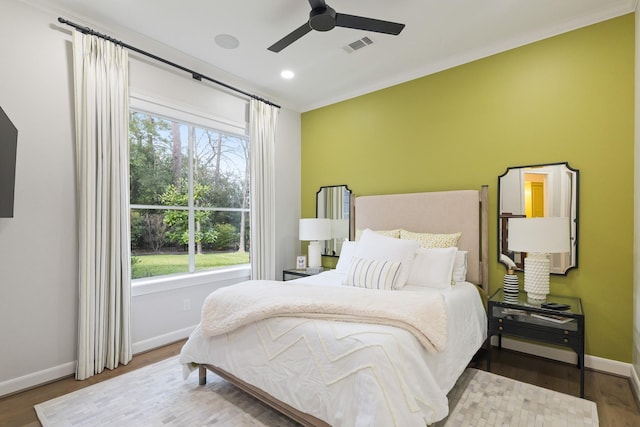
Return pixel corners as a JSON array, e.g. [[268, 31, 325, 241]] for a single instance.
[[35, 357, 598, 426], [432, 369, 598, 426]]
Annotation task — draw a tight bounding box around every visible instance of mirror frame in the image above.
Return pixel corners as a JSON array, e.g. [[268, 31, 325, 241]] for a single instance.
[[316, 185, 353, 257], [498, 162, 579, 275]]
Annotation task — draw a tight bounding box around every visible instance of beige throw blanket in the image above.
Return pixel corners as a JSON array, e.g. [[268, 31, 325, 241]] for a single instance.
[[201, 281, 447, 353]]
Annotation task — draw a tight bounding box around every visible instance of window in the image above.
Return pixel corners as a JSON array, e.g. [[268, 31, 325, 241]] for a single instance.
[[129, 106, 250, 280]]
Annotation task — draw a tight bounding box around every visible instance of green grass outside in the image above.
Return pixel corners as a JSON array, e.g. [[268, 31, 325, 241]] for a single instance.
[[131, 251, 250, 279]]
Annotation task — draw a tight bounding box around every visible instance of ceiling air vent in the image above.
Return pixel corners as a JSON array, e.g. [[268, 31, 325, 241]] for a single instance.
[[343, 36, 373, 53]]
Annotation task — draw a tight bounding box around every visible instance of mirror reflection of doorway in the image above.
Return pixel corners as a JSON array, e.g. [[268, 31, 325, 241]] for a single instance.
[[524, 174, 546, 218]]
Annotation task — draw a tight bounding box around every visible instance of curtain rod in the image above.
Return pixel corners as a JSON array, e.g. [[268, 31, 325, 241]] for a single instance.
[[57, 17, 281, 109]]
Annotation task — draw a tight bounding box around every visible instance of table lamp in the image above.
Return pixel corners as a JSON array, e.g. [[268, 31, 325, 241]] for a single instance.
[[508, 217, 571, 302], [299, 218, 331, 268]]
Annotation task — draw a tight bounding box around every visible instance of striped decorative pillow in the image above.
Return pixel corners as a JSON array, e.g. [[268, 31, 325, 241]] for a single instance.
[[343, 257, 402, 290]]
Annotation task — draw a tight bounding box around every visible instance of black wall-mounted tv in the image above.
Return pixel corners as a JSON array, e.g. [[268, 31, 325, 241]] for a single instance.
[[0, 106, 18, 218]]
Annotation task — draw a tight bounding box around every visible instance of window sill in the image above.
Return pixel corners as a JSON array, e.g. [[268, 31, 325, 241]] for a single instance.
[[131, 265, 251, 297]]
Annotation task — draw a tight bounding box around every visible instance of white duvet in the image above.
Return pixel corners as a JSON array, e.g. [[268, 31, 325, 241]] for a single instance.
[[179, 271, 487, 426], [200, 280, 448, 353]]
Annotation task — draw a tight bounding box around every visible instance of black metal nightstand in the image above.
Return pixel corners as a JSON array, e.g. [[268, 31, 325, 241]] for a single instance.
[[282, 267, 327, 281], [487, 288, 585, 398]]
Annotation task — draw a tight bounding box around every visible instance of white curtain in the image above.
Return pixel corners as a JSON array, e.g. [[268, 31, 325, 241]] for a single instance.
[[249, 99, 279, 280], [72, 31, 132, 380]]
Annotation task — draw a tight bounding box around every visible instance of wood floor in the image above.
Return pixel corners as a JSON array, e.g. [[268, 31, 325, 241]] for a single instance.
[[1, 341, 638, 426]]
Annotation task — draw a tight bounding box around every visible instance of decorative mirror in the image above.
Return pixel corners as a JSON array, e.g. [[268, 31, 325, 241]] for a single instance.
[[498, 162, 579, 275], [316, 185, 352, 257]]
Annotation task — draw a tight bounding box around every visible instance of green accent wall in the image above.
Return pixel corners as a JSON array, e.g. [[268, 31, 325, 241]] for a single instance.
[[301, 14, 634, 363]]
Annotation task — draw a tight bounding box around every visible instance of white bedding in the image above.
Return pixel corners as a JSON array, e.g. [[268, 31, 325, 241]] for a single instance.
[[179, 270, 487, 426], [200, 280, 448, 353]]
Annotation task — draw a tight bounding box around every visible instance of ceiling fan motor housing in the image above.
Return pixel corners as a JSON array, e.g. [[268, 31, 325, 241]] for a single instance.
[[267, 0, 404, 52], [309, 6, 337, 31]]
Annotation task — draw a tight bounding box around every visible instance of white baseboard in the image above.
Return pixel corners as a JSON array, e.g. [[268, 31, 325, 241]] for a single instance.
[[631, 366, 640, 405], [0, 325, 197, 398], [491, 336, 632, 377], [131, 325, 196, 355], [0, 361, 76, 398]]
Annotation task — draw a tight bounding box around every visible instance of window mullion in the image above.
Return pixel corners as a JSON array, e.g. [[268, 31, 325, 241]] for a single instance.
[[188, 124, 195, 273]]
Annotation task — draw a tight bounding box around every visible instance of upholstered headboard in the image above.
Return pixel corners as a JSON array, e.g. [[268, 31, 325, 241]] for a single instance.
[[353, 186, 489, 293]]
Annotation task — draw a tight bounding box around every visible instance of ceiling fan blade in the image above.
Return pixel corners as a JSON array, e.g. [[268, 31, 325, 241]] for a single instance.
[[308, 0, 327, 9], [268, 22, 312, 52], [335, 14, 405, 35]]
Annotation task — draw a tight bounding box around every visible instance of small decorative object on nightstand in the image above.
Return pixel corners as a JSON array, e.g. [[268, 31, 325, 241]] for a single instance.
[[487, 288, 585, 398], [508, 217, 571, 302], [503, 268, 519, 303], [296, 255, 307, 269], [500, 254, 519, 303]]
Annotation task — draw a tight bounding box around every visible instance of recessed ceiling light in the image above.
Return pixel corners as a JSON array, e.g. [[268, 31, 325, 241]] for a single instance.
[[281, 69, 295, 79], [214, 34, 239, 49]]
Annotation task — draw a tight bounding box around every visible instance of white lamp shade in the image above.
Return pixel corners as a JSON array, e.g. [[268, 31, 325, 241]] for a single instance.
[[299, 218, 332, 241], [508, 217, 571, 254]]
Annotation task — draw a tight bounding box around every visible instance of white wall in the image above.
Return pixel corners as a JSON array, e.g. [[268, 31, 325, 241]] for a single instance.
[[0, 0, 301, 396], [0, 0, 78, 395]]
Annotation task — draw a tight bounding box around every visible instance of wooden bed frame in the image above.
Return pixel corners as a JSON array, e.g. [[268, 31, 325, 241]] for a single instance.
[[198, 185, 489, 426], [199, 363, 330, 426]]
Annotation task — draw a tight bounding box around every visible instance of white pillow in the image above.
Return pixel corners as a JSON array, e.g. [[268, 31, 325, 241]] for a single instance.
[[343, 257, 402, 290], [353, 229, 419, 289], [335, 240, 359, 273], [355, 228, 401, 241], [452, 250, 468, 283], [406, 247, 458, 289]]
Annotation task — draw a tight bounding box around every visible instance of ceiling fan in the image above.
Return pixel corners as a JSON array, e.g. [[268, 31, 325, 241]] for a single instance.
[[268, 0, 405, 53]]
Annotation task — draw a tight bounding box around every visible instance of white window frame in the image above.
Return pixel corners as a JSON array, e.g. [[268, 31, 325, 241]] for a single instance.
[[129, 94, 251, 293]]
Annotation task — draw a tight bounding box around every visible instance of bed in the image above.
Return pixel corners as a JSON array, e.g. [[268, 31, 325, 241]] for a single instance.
[[179, 186, 489, 426]]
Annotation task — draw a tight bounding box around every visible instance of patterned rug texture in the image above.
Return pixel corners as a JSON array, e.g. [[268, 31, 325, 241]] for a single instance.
[[432, 369, 598, 427], [35, 357, 598, 426]]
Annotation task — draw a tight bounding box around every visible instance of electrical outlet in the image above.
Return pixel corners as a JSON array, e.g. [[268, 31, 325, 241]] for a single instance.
[[183, 298, 191, 311]]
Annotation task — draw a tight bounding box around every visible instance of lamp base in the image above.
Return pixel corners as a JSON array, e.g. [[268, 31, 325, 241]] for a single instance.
[[308, 241, 322, 268], [524, 252, 550, 302]]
